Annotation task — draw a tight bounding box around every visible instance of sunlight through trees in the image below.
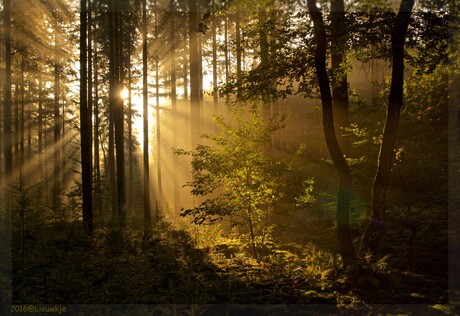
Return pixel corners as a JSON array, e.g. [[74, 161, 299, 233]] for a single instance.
[[0, 0, 453, 310]]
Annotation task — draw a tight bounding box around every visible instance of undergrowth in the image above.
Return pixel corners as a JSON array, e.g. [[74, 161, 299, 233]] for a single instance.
[[12, 219, 448, 306]]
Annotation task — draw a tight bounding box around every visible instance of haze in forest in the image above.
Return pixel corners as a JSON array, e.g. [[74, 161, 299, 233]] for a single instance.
[[0, 0, 457, 312]]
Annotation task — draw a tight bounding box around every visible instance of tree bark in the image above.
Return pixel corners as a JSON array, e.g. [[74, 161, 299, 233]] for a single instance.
[[54, 18, 61, 202], [189, 0, 201, 147], [330, 0, 350, 157], [259, 8, 271, 123], [128, 57, 133, 211], [110, 3, 126, 222], [3, 0, 12, 178], [143, 0, 151, 225], [169, 4, 180, 211], [80, 0, 93, 232], [155, 9, 163, 212], [20, 55, 25, 170], [38, 75, 43, 182], [308, 0, 356, 263], [212, 3, 218, 112], [361, 0, 415, 255]]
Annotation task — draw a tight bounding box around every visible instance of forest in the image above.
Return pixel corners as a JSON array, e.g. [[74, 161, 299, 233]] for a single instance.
[[0, 0, 458, 314]]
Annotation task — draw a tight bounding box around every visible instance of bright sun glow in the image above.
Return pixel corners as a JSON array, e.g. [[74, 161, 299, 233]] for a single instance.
[[121, 88, 129, 100]]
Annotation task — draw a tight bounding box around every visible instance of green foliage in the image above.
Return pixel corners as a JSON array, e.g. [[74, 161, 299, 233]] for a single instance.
[[294, 178, 316, 207], [175, 104, 288, 258]]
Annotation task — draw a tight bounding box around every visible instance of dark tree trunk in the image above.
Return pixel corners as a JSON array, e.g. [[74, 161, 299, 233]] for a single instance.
[[38, 75, 43, 182], [224, 15, 229, 85], [14, 85, 19, 168], [308, 0, 356, 263], [27, 83, 31, 161], [259, 8, 270, 122], [61, 95, 66, 196], [3, 0, 12, 178], [236, 7, 242, 86], [143, 0, 151, 225], [361, 0, 415, 255], [108, 1, 125, 222], [80, 0, 93, 232], [169, 4, 180, 211], [20, 55, 25, 170], [211, 3, 218, 112], [93, 13, 101, 189], [127, 57, 133, 211], [330, 0, 350, 157], [54, 18, 61, 202], [189, 0, 201, 147]]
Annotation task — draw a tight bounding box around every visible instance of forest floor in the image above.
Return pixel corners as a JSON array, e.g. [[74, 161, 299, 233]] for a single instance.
[[7, 219, 457, 315]]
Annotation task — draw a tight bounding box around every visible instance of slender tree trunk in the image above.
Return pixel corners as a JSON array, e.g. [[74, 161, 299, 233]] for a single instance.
[[128, 57, 133, 211], [183, 52, 188, 100], [3, 0, 12, 179], [154, 8, 163, 213], [236, 7, 242, 94], [330, 0, 350, 157], [0, 83, 2, 178], [224, 15, 229, 85], [189, 0, 201, 147], [109, 4, 115, 217], [61, 95, 66, 196], [169, 6, 180, 211], [114, 8, 126, 221], [80, 0, 93, 231], [361, 0, 415, 255], [155, 57, 163, 212], [259, 8, 270, 122], [93, 21, 101, 215], [212, 5, 218, 113], [14, 85, 19, 168], [38, 75, 43, 182], [20, 55, 25, 170], [26, 83, 31, 161], [143, 0, 151, 225], [308, 0, 356, 263], [169, 7, 180, 211], [54, 18, 61, 205], [88, 2, 93, 187]]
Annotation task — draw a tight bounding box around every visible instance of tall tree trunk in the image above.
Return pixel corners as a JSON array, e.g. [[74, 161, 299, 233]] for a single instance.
[[170, 5, 180, 211], [127, 57, 133, 211], [235, 6, 242, 96], [26, 83, 31, 161], [224, 15, 229, 85], [330, 0, 350, 157], [38, 75, 43, 182], [154, 8, 163, 212], [189, 0, 201, 147], [3, 0, 12, 179], [155, 56, 163, 212], [143, 0, 151, 225], [54, 18, 61, 206], [93, 9, 101, 214], [80, 0, 93, 232], [308, 0, 356, 264], [88, 2, 93, 188], [212, 4, 218, 113], [61, 95, 66, 196], [20, 55, 25, 170], [114, 8, 126, 221], [259, 8, 270, 122], [361, 0, 415, 255], [14, 85, 19, 168]]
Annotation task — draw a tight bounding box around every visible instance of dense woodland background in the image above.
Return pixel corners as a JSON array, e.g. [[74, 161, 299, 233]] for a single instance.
[[0, 0, 458, 313]]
